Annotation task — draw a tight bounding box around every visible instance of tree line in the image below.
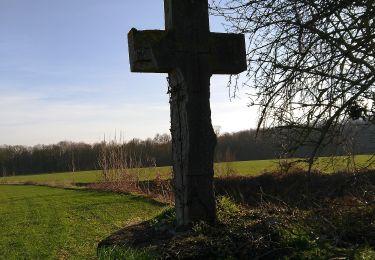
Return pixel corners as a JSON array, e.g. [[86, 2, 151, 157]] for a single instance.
[[0, 125, 373, 176], [0, 134, 172, 176]]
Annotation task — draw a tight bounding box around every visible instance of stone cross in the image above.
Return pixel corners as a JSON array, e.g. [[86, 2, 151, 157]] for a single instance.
[[128, 0, 246, 227]]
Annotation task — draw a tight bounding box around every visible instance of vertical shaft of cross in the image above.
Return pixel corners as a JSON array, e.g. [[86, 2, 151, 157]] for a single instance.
[[166, 0, 216, 227], [169, 58, 217, 227]]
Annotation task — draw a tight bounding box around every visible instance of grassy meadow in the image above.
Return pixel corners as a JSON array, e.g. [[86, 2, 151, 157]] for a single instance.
[[0, 155, 373, 186], [0, 185, 166, 259], [0, 155, 373, 259]]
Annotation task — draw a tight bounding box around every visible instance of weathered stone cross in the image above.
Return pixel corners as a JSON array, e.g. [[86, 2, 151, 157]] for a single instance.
[[128, 0, 246, 227]]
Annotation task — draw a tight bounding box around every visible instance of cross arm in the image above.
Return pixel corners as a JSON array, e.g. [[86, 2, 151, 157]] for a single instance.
[[128, 28, 247, 75], [128, 28, 175, 73], [209, 33, 247, 75]]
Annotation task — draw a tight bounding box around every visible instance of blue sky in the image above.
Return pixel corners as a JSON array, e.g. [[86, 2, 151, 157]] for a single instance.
[[0, 0, 256, 145]]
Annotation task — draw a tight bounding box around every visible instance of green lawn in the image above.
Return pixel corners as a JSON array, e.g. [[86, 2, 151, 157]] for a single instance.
[[0, 185, 166, 259], [0, 155, 373, 259], [0, 167, 172, 186], [0, 170, 101, 185], [0, 155, 373, 186], [219, 154, 375, 176]]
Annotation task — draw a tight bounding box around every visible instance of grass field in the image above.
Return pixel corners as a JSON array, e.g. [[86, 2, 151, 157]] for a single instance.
[[0, 155, 373, 259], [0, 185, 166, 259], [0, 155, 373, 186], [0, 167, 171, 186]]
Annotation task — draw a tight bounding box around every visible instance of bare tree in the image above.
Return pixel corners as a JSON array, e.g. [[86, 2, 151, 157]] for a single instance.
[[211, 0, 375, 168]]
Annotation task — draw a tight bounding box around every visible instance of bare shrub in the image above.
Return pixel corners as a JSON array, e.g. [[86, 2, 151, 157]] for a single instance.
[[95, 136, 173, 203], [215, 162, 239, 178], [98, 135, 141, 190], [276, 159, 306, 174]]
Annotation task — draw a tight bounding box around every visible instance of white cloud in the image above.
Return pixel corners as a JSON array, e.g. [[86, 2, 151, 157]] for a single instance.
[[0, 75, 257, 145], [0, 90, 170, 145]]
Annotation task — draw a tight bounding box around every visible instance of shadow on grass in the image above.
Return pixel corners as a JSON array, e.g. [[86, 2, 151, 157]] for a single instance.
[[98, 170, 375, 259], [214, 170, 375, 208]]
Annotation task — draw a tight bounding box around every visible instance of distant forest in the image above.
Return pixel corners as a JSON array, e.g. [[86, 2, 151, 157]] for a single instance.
[[1, 125, 374, 176]]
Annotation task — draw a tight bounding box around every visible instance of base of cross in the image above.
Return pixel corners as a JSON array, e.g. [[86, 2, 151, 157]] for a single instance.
[[173, 175, 217, 228], [96, 211, 214, 258]]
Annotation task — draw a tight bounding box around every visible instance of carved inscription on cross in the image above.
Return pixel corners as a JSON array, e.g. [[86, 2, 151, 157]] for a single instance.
[[128, 0, 246, 227]]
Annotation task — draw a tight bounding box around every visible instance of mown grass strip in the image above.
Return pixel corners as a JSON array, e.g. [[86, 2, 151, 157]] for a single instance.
[[0, 185, 166, 259]]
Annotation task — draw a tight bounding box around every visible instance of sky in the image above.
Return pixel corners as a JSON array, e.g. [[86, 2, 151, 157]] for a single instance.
[[0, 0, 257, 146]]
